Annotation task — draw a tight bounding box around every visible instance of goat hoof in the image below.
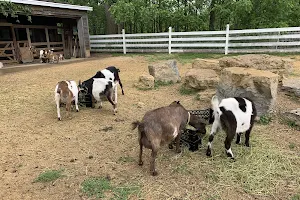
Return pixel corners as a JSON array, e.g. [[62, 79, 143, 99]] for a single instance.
[[206, 150, 212, 157], [245, 143, 250, 147], [226, 152, 234, 158], [76, 109, 79, 112], [176, 149, 181, 154], [168, 144, 173, 149], [58, 117, 61, 121], [138, 161, 143, 166], [151, 171, 158, 176]]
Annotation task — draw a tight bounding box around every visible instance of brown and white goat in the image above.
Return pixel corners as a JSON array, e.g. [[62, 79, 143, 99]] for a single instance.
[[132, 101, 206, 176], [55, 80, 79, 120]]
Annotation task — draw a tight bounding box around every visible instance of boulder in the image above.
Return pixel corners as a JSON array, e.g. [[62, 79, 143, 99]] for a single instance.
[[148, 60, 180, 83], [196, 89, 216, 102], [184, 69, 219, 91], [192, 58, 221, 72], [216, 67, 279, 116], [282, 108, 300, 127], [219, 54, 293, 81], [136, 74, 155, 89], [282, 77, 300, 97]]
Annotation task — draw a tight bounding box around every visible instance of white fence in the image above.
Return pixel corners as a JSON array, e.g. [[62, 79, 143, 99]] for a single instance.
[[90, 25, 300, 54]]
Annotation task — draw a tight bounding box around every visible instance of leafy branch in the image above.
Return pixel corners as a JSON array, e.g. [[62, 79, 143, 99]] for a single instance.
[[0, 1, 32, 23]]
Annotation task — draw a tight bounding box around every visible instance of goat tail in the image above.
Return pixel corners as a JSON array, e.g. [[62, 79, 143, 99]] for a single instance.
[[211, 95, 221, 120], [132, 121, 140, 130]]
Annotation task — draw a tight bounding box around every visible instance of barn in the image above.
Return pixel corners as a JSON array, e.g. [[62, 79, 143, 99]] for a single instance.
[[0, 0, 93, 64]]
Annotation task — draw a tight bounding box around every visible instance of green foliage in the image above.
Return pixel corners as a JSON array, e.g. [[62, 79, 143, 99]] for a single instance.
[[259, 114, 272, 125], [154, 80, 174, 88], [179, 85, 198, 95], [81, 177, 140, 199], [0, 2, 32, 22], [81, 177, 111, 198], [34, 169, 64, 183], [291, 194, 300, 200]]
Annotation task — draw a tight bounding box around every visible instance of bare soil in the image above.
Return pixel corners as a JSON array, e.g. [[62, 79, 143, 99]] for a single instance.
[[0, 54, 299, 200]]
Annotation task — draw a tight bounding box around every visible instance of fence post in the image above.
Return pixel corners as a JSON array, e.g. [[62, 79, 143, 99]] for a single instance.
[[122, 29, 126, 54], [168, 27, 172, 54], [225, 24, 230, 55]]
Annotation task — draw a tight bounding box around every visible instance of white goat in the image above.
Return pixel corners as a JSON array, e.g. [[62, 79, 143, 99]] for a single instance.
[[206, 96, 257, 158], [55, 80, 79, 120]]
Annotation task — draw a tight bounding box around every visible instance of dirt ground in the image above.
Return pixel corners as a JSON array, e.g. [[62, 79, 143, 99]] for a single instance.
[[0, 54, 300, 200]]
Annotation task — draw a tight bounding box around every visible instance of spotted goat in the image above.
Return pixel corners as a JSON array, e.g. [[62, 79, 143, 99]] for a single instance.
[[54, 80, 79, 120], [206, 96, 257, 159]]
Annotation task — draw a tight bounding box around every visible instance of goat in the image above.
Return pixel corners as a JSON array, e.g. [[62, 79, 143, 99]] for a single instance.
[[206, 96, 257, 159], [78, 77, 117, 114], [132, 101, 206, 176], [92, 66, 124, 104], [55, 80, 79, 120]]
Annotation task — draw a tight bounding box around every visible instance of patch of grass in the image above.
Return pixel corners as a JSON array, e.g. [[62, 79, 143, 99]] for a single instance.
[[112, 185, 141, 200], [291, 194, 300, 200], [194, 93, 201, 100], [203, 130, 300, 196], [34, 169, 64, 183], [287, 120, 297, 128], [172, 163, 192, 175], [81, 177, 111, 198], [179, 85, 198, 95], [81, 177, 140, 199], [289, 143, 296, 150], [258, 114, 272, 125], [118, 156, 136, 163], [154, 80, 174, 88]]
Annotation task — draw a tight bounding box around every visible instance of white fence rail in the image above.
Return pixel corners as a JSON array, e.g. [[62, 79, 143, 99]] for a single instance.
[[90, 25, 300, 54]]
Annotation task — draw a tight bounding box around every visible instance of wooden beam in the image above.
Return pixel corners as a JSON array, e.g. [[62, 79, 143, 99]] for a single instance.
[[26, 28, 32, 47], [0, 23, 13, 26], [61, 28, 65, 56], [13, 24, 59, 29], [10, 26, 19, 62], [45, 28, 50, 49]]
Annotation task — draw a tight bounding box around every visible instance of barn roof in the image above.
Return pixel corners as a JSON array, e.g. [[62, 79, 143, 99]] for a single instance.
[[9, 0, 93, 11]]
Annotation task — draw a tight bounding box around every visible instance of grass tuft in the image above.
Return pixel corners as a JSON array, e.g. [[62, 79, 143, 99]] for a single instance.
[[81, 177, 111, 198], [179, 85, 198, 95], [34, 169, 64, 183], [258, 114, 272, 125], [81, 177, 140, 199], [202, 128, 300, 196], [154, 80, 174, 88]]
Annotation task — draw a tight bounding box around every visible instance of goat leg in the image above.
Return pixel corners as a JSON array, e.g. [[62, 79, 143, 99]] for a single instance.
[[236, 133, 242, 144], [138, 141, 143, 166], [175, 133, 182, 153], [150, 149, 158, 176]]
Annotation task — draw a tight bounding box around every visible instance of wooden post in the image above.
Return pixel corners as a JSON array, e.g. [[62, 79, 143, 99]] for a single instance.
[[45, 28, 50, 49], [77, 14, 91, 58], [26, 28, 31, 47], [61, 28, 65, 56], [122, 29, 126, 54], [225, 24, 230, 55], [168, 27, 172, 54], [11, 26, 19, 62]]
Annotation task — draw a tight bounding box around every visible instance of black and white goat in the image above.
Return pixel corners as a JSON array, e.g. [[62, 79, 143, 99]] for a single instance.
[[206, 96, 257, 158], [78, 77, 117, 114], [92, 66, 124, 103]]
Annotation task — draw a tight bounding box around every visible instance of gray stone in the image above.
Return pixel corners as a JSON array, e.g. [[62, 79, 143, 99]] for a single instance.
[[184, 68, 219, 91], [148, 60, 180, 83], [217, 67, 279, 117], [282, 77, 300, 97], [282, 108, 300, 127]]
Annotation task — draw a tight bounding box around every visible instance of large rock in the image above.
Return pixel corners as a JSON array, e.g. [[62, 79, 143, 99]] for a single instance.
[[282, 109, 300, 127], [192, 59, 221, 72], [217, 67, 279, 116], [282, 77, 300, 97], [219, 54, 293, 81], [148, 60, 180, 83], [184, 69, 219, 91], [136, 74, 155, 89]]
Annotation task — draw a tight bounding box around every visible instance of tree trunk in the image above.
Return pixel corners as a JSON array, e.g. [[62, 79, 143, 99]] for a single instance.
[[104, 3, 118, 34], [209, 0, 216, 31]]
